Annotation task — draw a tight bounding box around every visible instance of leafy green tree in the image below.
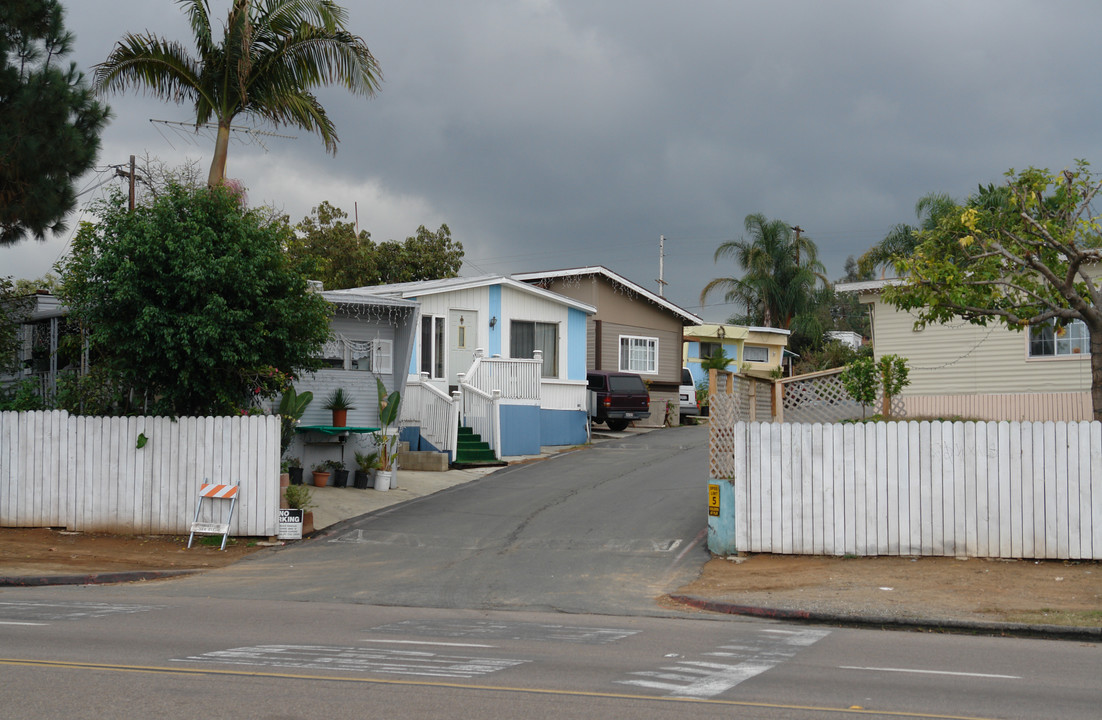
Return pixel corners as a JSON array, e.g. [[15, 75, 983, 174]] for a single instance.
[[0, 276, 30, 376], [701, 214, 827, 330], [858, 192, 957, 278], [0, 0, 110, 245], [884, 161, 1102, 419], [373, 223, 464, 285], [93, 0, 381, 187], [877, 354, 910, 418], [58, 184, 332, 416], [288, 202, 463, 289], [839, 355, 877, 417]]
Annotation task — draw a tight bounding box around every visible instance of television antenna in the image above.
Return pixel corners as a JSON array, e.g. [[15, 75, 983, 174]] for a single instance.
[[150, 119, 296, 153]]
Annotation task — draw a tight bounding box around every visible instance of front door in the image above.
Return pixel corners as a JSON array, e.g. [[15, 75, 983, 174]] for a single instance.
[[449, 309, 477, 386]]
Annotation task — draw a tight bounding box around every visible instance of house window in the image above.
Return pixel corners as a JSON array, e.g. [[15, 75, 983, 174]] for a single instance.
[[510, 320, 558, 376], [743, 345, 769, 363], [699, 341, 723, 359], [350, 338, 393, 374], [619, 335, 658, 374], [420, 315, 445, 378], [1029, 319, 1088, 358]]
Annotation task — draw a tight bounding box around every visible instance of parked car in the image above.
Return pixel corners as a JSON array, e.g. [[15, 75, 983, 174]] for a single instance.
[[679, 367, 699, 421], [586, 370, 650, 431]]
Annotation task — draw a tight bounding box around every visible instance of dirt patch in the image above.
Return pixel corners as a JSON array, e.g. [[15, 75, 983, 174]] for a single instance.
[[671, 554, 1102, 627], [0, 527, 270, 578]]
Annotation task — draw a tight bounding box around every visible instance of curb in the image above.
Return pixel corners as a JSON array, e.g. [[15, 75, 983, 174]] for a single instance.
[[0, 569, 202, 587], [668, 595, 1102, 643]]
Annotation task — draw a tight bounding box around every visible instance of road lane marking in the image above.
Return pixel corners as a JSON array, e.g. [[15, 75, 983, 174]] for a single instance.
[[839, 666, 1022, 680], [0, 601, 162, 623], [360, 639, 496, 648], [0, 621, 47, 626], [0, 657, 1005, 719], [618, 628, 831, 698], [369, 619, 638, 645], [178, 644, 528, 679]]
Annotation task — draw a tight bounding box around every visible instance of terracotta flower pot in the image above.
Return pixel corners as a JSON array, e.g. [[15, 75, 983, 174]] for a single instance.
[[331, 409, 348, 427], [312, 470, 331, 487], [279, 472, 290, 488]]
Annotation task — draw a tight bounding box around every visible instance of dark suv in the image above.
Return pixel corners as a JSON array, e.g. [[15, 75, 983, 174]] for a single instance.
[[586, 370, 650, 431]]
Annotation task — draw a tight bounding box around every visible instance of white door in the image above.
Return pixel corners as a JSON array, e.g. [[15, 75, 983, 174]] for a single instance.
[[449, 309, 477, 386]]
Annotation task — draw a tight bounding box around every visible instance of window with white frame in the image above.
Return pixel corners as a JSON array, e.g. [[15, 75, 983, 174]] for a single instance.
[[319, 335, 393, 372], [619, 335, 658, 374], [510, 320, 558, 376], [743, 345, 769, 363], [420, 315, 445, 378], [350, 338, 393, 373], [1029, 318, 1088, 358]]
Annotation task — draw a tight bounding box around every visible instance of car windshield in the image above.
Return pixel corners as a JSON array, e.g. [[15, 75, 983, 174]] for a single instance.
[[608, 375, 646, 393]]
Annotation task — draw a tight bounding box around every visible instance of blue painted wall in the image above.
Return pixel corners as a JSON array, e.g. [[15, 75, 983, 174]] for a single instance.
[[540, 408, 588, 446], [567, 307, 587, 380], [500, 404, 541, 455], [706, 479, 737, 554], [488, 284, 502, 356]]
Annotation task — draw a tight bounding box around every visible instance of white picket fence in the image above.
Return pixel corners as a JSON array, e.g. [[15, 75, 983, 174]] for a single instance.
[[0, 411, 280, 536], [729, 420, 1102, 559]]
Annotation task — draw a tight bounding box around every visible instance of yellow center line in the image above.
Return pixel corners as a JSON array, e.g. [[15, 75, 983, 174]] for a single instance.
[[0, 657, 999, 720]]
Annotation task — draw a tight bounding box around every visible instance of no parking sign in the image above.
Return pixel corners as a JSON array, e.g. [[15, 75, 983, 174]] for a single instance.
[[278, 509, 303, 540]]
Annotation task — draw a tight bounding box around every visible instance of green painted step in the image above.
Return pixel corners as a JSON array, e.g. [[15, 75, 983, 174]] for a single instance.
[[454, 426, 501, 464]]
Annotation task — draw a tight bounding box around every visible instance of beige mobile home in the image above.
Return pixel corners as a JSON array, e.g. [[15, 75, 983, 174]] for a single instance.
[[837, 279, 1091, 421]]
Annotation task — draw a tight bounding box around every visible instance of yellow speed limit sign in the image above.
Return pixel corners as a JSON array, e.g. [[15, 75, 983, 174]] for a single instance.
[[708, 484, 720, 517]]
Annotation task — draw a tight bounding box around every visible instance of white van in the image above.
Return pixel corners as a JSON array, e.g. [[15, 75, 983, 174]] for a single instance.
[[679, 367, 699, 422]]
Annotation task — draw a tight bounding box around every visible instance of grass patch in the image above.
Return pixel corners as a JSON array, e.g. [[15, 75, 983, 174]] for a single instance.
[[1001, 609, 1102, 627]]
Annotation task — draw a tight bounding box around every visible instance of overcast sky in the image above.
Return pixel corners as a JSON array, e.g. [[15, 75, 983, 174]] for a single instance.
[[4, 0, 1102, 321]]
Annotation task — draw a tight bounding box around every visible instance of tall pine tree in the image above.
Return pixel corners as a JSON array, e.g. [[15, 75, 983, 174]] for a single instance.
[[0, 0, 109, 245]]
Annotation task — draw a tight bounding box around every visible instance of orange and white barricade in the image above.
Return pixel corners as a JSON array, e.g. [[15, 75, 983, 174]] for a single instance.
[[187, 482, 239, 550]]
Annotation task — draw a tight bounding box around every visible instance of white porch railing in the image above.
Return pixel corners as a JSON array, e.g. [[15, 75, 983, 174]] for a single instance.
[[458, 382, 501, 460], [400, 373, 457, 454], [401, 349, 551, 460], [465, 349, 542, 402]]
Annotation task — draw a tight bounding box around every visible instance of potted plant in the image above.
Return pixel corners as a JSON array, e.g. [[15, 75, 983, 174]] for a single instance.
[[311, 461, 332, 487], [283, 484, 316, 535], [372, 377, 401, 491], [285, 457, 304, 485], [324, 458, 349, 488], [278, 387, 313, 455], [354, 450, 379, 489], [323, 388, 355, 427]]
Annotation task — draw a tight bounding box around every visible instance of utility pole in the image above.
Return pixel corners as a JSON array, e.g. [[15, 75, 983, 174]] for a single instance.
[[791, 225, 804, 265], [128, 155, 135, 211], [656, 235, 668, 297]]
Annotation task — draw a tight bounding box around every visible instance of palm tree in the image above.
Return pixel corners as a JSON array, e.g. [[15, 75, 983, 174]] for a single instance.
[[700, 213, 827, 329], [93, 0, 382, 187], [858, 192, 956, 278]]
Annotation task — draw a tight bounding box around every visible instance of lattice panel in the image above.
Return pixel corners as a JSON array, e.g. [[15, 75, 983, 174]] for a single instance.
[[780, 371, 867, 423], [708, 391, 738, 479]]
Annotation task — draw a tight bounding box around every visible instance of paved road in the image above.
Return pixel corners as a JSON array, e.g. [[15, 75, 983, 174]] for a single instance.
[[141, 424, 713, 614], [1, 595, 1099, 719]]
